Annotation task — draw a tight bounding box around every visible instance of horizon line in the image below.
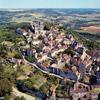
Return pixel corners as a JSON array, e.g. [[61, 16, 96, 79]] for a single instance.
[[0, 8, 100, 9]]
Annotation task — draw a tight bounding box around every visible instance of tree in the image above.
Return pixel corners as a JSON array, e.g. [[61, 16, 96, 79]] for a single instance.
[[40, 82, 51, 94], [98, 93, 100, 100], [0, 65, 12, 97], [0, 78, 12, 96], [47, 76, 60, 85], [15, 96, 26, 100], [56, 85, 63, 98], [25, 55, 36, 63], [65, 81, 74, 95], [4, 94, 10, 100], [64, 47, 75, 57], [24, 80, 33, 89], [34, 69, 44, 76], [0, 44, 7, 57]]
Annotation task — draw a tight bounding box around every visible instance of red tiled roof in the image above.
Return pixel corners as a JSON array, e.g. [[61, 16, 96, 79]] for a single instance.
[[86, 50, 100, 57]]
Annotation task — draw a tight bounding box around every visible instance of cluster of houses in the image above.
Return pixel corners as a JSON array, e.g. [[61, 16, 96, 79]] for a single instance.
[[16, 21, 100, 99]]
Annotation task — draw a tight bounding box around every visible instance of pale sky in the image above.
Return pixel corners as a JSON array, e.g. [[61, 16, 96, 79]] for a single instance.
[[0, 0, 100, 8]]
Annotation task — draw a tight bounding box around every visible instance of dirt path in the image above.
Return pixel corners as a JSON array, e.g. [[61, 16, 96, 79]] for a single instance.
[[12, 87, 36, 100]]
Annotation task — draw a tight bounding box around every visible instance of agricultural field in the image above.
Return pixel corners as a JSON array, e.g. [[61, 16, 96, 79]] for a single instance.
[[79, 26, 100, 33]]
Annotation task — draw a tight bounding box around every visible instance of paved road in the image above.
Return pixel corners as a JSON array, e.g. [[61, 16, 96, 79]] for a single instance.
[[23, 56, 77, 81]]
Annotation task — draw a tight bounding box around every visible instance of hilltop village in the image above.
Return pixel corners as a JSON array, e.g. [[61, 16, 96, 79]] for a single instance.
[[15, 21, 100, 100]]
